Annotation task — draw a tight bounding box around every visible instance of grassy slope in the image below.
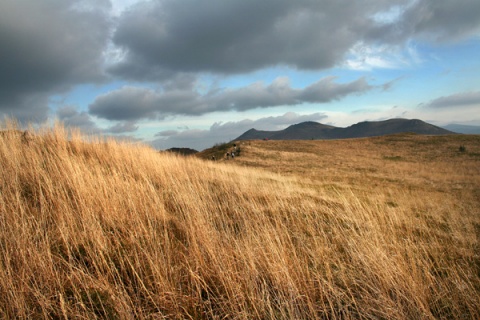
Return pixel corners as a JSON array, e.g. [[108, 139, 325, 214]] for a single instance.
[[1, 124, 479, 319]]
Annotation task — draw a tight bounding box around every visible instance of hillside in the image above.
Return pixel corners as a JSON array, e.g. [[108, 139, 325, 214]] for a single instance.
[[1, 122, 479, 319], [235, 118, 454, 141]]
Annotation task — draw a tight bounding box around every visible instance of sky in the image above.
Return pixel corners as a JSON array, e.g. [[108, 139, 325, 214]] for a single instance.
[[1, 0, 480, 151]]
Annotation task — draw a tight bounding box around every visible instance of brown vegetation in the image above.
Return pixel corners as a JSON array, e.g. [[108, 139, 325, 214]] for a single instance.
[[1, 121, 479, 319]]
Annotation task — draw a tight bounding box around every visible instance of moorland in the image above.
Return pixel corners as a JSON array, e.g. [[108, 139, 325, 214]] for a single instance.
[[1, 121, 479, 319]]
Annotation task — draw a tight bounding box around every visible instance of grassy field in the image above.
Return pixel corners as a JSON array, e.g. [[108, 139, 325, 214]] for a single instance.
[[1, 122, 479, 319]]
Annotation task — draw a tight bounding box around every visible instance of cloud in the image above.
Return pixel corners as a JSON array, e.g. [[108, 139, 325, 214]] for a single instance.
[[368, 0, 480, 44], [0, 0, 111, 122], [106, 121, 139, 133], [406, 0, 480, 42], [425, 91, 480, 109], [109, 0, 480, 81], [380, 77, 404, 91], [300, 77, 371, 102], [57, 106, 102, 133], [89, 76, 374, 121], [150, 112, 327, 150], [3, 0, 480, 127], [344, 42, 418, 70], [90, 87, 158, 121], [57, 105, 144, 143], [109, 0, 392, 80], [0, 93, 50, 123], [155, 130, 179, 137]]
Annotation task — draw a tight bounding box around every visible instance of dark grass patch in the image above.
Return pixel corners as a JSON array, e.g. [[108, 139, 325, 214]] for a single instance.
[[383, 155, 403, 161]]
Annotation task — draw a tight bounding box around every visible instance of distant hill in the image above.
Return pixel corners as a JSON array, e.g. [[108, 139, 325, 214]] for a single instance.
[[441, 124, 480, 134], [235, 119, 455, 141], [165, 147, 198, 156]]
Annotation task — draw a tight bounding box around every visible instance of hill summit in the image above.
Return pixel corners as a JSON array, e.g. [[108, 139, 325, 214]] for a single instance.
[[235, 118, 454, 141]]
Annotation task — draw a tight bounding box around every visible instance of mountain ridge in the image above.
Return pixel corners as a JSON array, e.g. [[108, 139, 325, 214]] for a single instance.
[[235, 118, 455, 141]]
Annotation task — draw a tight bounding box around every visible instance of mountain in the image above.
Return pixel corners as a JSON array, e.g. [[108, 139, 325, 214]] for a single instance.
[[235, 119, 455, 141], [237, 122, 337, 140], [236, 128, 277, 140], [336, 118, 453, 138], [441, 124, 480, 134], [270, 121, 337, 140]]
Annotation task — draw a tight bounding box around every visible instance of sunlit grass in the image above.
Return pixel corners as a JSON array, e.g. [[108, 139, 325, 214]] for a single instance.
[[1, 121, 479, 318]]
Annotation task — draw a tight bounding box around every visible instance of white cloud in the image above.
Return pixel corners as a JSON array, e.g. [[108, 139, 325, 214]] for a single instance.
[[344, 41, 424, 71]]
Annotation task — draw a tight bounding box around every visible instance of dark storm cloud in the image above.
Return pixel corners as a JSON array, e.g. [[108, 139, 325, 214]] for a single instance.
[[88, 86, 206, 120], [0, 0, 111, 122], [109, 0, 480, 81], [89, 87, 157, 121], [109, 0, 392, 80], [89, 77, 374, 121], [0, 94, 50, 123], [150, 112, 327, 150], [425, 91, 480, 109]]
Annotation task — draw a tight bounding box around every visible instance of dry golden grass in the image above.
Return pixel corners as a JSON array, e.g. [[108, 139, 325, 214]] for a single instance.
[[1, 121, 479, 319]]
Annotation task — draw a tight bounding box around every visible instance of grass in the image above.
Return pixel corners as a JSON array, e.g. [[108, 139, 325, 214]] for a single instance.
[[1, 122, 479, 319]]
